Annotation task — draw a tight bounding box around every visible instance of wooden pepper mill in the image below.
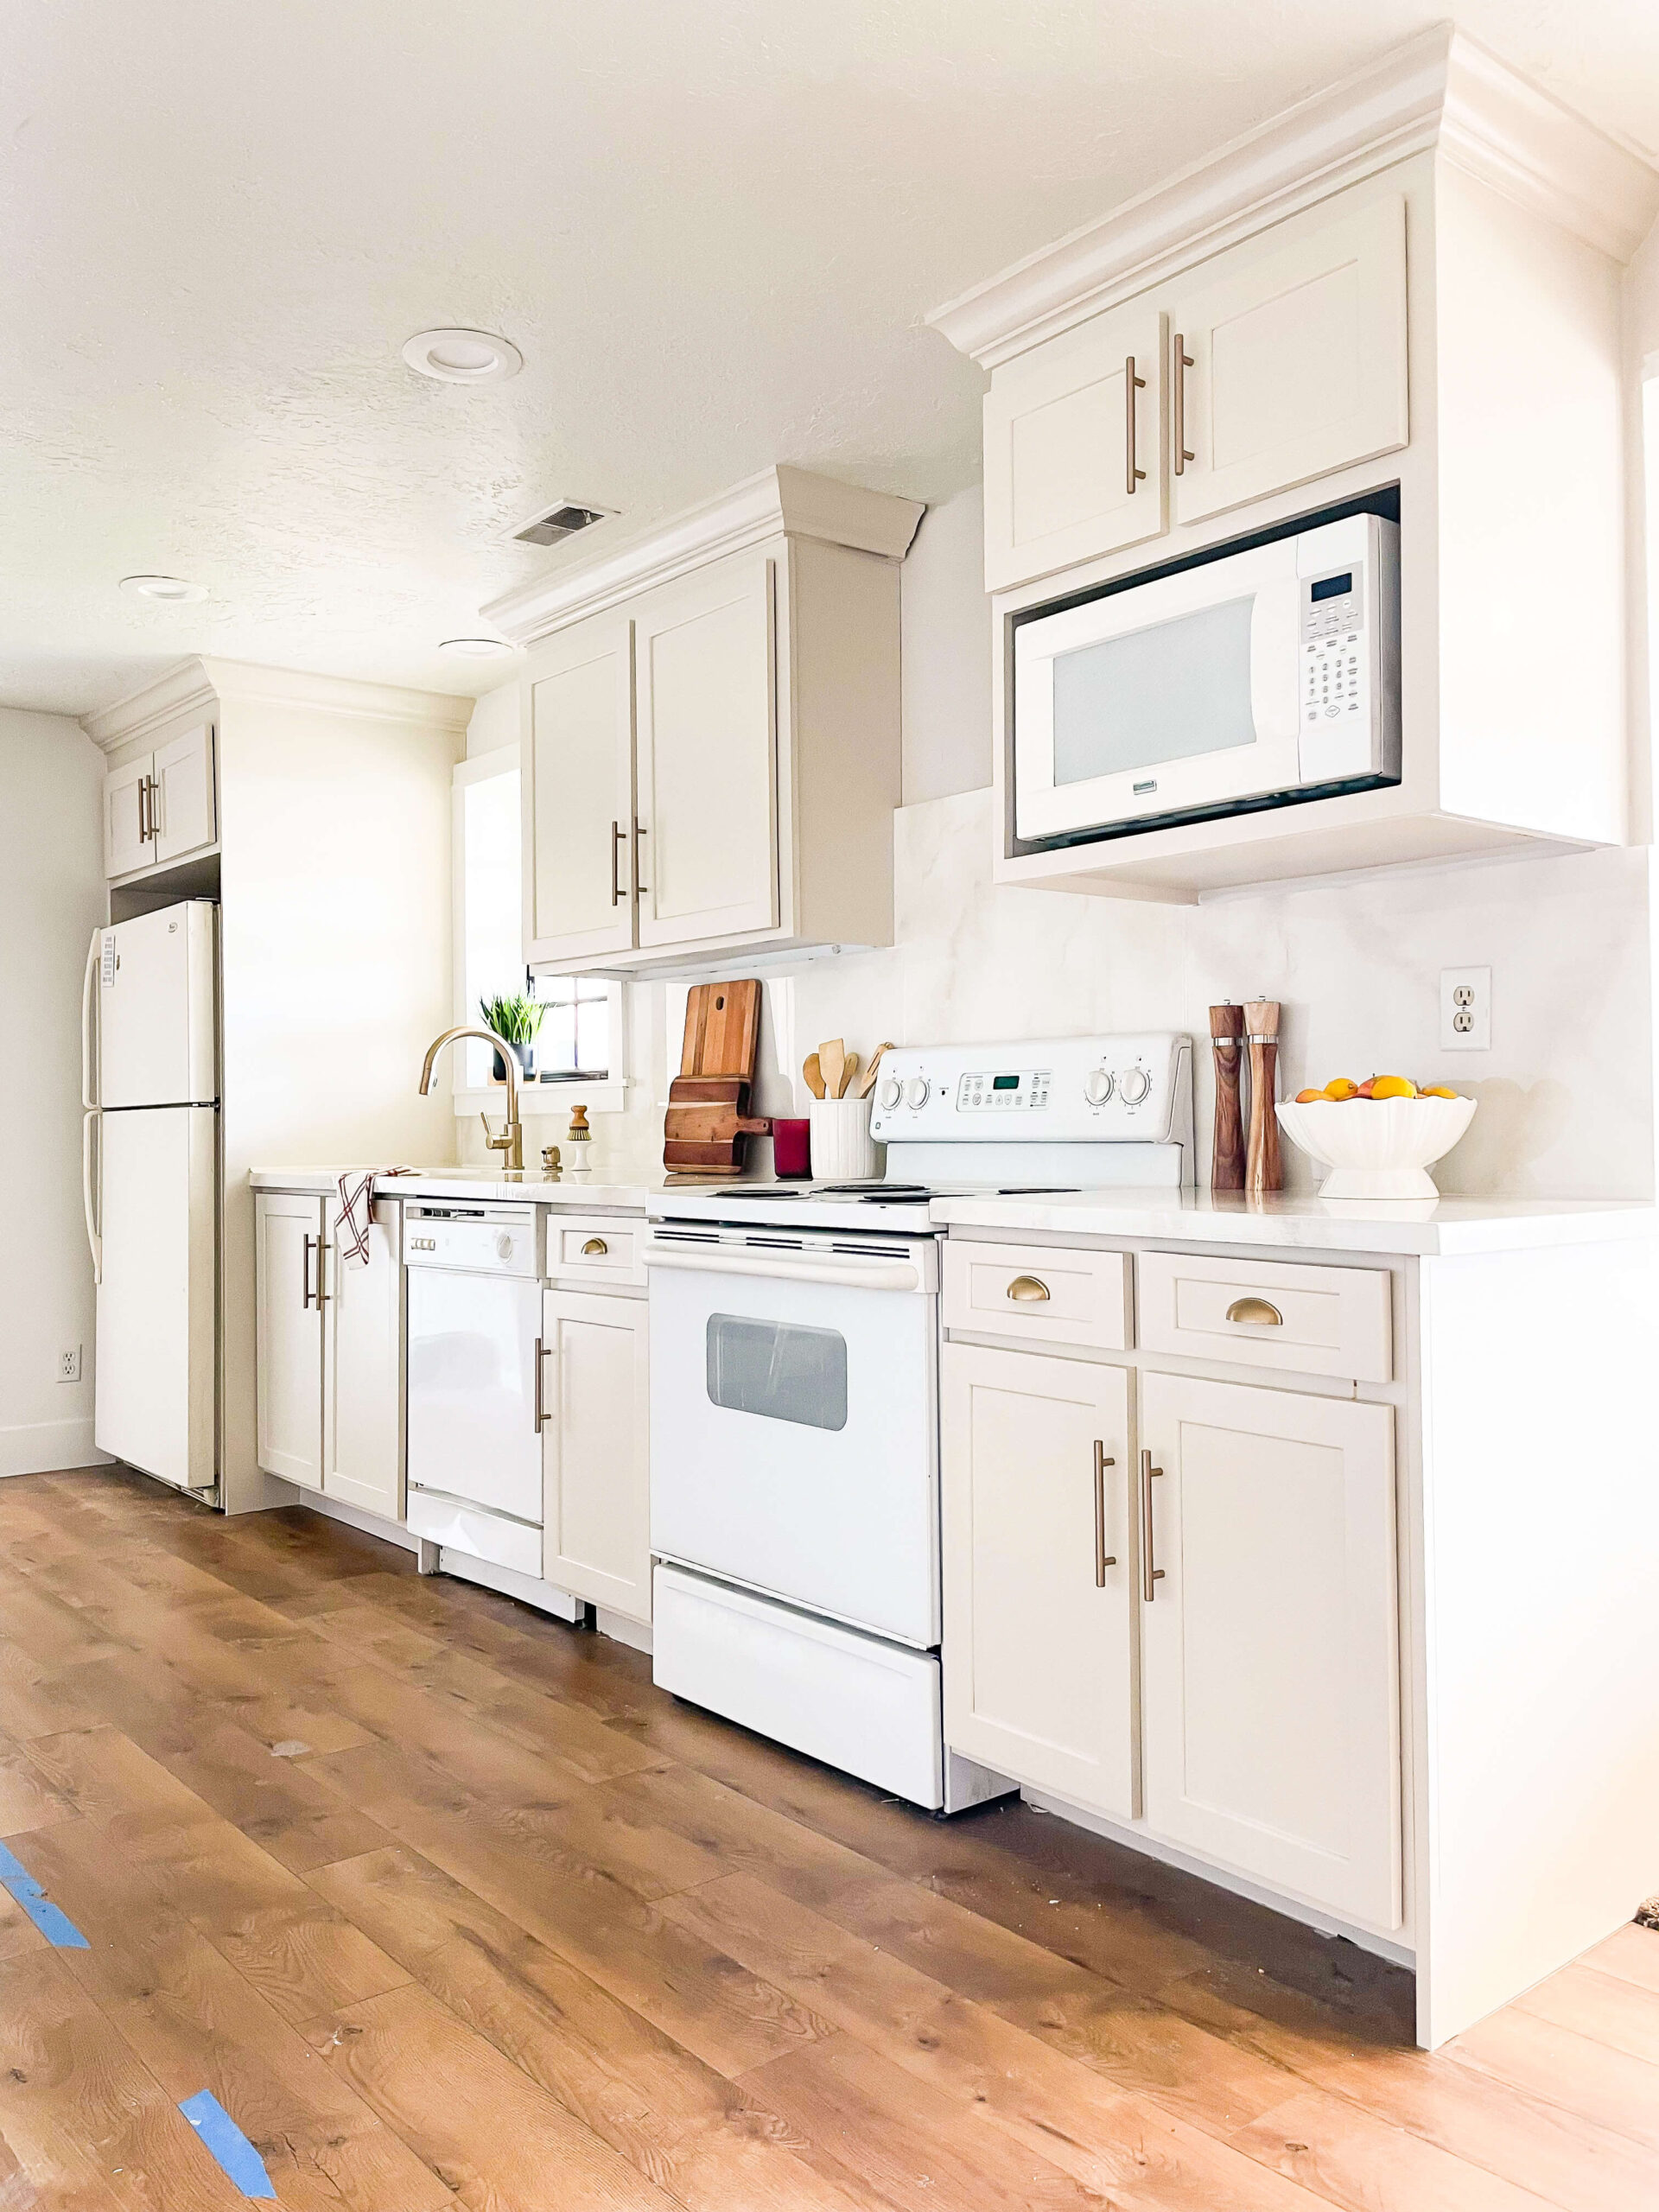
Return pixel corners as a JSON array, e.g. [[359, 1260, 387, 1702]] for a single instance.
[[1243, 998, 1283, 1196], [1209, 1003, 1245, 1192]]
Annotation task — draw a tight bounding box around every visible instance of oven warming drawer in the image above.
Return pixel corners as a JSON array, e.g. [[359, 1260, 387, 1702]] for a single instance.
[[652, 1563, 946, 1810]]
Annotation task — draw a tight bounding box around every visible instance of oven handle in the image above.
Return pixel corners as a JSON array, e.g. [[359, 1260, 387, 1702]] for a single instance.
[[645, 1243, 923, 1294]]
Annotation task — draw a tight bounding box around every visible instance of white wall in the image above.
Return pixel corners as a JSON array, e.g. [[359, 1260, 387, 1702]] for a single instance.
[[467, 680, 518, 760], [900, 485, 990, 804], [0, 708, 108, 1475]]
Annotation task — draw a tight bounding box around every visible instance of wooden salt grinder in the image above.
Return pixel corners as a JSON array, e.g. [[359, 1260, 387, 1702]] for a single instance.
[[1209, 1004, 1246, 1192], [1244, 999, 1283, 1196]]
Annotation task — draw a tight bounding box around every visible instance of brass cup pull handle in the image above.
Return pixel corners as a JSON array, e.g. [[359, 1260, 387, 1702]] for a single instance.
[[1225, 1296, 1283, 1327], [1140, 1448, 1165, 1603], [581, 1236, 608, 1256], [1093, 1441, 1116, 1584], [1007, 1274, 1051, 1304], [1124, 354, 1147, 496]]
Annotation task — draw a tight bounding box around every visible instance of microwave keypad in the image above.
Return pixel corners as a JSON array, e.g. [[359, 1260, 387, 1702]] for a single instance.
[[1302, 569, 1366, 726]]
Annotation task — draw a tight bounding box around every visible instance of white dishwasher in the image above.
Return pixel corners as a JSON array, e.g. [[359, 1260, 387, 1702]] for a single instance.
[[404, 1201, 547, 1577]]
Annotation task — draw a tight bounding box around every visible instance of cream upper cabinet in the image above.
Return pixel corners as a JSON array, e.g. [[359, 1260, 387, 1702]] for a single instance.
[[255, 1192, 325, 1491], [1166, 195, 1407, 527], [1137, 1370, 1401, 1928], [321, 1198, 404, 1521], [634, 552, 778, 947], [983, 305, 1168, 590], [102, 722, 218, 880], [103, 755, 151, 878], [942, 1343, 1135, 1819], [542, 1287, 651, 1622], [524, 615, 638, 966]]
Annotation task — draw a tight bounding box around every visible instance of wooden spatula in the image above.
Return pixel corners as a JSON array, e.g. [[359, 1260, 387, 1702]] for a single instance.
[[803, 1052, 826, 1100], [854, 1042, 895, 1098], [818, 1039, 846, 1101], [838, 1052, 860, 1100]]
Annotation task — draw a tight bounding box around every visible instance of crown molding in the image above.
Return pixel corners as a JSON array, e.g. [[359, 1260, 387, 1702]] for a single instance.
[[82, 657, 474, 753], [481, 464, 925, 647], [928, 27, 1659, 371]]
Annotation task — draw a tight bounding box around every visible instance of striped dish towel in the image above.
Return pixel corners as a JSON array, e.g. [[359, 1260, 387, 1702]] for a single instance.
[[334, 1170, 416, 1267]]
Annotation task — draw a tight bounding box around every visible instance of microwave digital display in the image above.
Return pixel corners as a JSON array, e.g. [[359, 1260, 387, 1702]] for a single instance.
[[1310, 571, 1353, 601]]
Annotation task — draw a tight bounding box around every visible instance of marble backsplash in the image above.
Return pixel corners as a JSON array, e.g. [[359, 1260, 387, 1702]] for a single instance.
[[526, 785, 1656, 1202]]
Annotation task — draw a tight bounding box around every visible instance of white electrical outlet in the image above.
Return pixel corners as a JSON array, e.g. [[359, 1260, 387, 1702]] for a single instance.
[[57, 1345, 81, 1383], [1440, 967, 1491, 1051]]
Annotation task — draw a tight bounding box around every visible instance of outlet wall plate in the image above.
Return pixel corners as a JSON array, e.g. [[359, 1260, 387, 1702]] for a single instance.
[[1440, 967, 1491, 1051], [57, 1346, 81, 1382]]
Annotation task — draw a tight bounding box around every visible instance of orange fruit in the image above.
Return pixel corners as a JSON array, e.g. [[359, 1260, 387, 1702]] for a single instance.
[[1420, 1084, 1459, 1100], [1322, 1077, 1358, 1101], [1370, 1075, 1417, 1100], [1294, 1089, 1325, 1104]]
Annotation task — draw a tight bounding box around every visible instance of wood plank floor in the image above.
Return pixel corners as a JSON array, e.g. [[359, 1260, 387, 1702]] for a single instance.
[[1, 1467, 1656, 2211]]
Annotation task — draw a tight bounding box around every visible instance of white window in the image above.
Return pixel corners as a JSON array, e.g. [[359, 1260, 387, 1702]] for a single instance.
[[453, 751, 626, 1109]]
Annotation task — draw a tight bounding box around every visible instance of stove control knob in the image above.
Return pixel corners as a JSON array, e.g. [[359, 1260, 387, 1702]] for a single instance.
[[903, 1076, 930, 1110], [877, 1076, 903, 1112], [1116, 1066, 1153, 1107], [1084, 1069, 1114, 1107]]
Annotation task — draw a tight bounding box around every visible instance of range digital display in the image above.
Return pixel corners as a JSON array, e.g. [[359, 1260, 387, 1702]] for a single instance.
[[992, 1074, 1020, 1090], [1310, 572, 1353, 602]]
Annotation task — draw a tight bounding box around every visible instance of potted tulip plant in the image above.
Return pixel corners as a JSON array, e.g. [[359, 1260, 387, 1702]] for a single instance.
[[479, 992, 544, 1083]]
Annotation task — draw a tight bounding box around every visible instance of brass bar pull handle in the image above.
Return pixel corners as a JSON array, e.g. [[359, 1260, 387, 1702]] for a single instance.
[[137, 775, 148, 844], [610, 820, 625, 906], [1007, 1274, 1050, 1303], [582, 1236, 608, 1256], [146, 775, 162, 841], [1141, 1449, 1165, 1602], [315, 1241, 329, 1307], [1093, 1441, 1116, 1584], [1124, 355, 1147, 496], [632, 817, 648, 896], [1224, 1296, 1283, 1327], [1173, 334, 1195, 474], [533, 1336, 550, 1429], [302, 1234, 315, 1309]]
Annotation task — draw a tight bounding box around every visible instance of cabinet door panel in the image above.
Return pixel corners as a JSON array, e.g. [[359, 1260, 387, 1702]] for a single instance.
[[635, 554, 777, 947], [322, 1198, 404, 1519], [543, 1289, 651, 1621], [152, 723, 217, 864], [525, 615, 638, 965], [1139, 1371, 1400, 1927], [104, 754, 151, 879], [984, 306, 1167, 589], [256, 1193, 324, 1490], [1169, 194, 1407, 526], [942, 1344, 1134, 1817]]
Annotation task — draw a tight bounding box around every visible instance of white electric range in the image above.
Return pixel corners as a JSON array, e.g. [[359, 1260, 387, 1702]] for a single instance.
[[645, 1032, 1192, 1814]]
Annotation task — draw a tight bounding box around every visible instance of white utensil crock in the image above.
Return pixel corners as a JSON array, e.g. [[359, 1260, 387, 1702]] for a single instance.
[[809, 1096, 879, 1182]]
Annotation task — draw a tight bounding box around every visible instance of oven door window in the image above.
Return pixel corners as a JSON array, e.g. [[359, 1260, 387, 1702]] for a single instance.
[[1050, 594, 1257, 785], [706, 1314, 849, 1433]]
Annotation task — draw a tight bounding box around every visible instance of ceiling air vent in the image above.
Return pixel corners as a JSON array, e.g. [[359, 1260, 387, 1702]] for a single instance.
[[509, 499, 616, 548]]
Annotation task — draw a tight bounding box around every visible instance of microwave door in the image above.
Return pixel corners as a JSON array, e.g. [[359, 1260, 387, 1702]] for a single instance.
[[1013, 543, 1302, 842]]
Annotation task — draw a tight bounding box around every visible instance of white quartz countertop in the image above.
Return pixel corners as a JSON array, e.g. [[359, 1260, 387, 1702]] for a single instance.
[[249, 1166, 663, 1210], [929, 1188, 1658, 1255]]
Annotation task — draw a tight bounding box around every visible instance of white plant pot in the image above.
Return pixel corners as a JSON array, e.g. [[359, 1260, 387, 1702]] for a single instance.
[[810, 1096, 879, 1182], [1275, 1095, 1478, 1201]]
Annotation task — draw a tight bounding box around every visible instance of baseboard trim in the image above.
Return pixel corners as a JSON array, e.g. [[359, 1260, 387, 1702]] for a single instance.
[[0, 1418, 111, 1480], [288, 1489, 419, 1553]]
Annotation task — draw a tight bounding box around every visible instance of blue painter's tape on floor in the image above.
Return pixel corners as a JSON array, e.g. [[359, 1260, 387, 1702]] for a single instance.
[[0, 1839, 90, 1949], [180, 2092, 276, 2199]]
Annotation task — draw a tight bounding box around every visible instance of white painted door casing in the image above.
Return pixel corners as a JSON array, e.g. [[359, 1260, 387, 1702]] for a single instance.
[[524, 616, 638, 965], [1138, 1371, 1402, 1929], [255, 1192, 325, 1491], [542, 1289, 651, 1622], [942, 1344, 1135, 1819], [322, 1199, 404, 1520]]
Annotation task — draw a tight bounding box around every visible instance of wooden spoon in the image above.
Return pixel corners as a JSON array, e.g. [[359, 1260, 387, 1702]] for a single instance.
[[818, 1039, 846, 1101], [838, 1052, 860, 1100], [855, 1042, 895, 1098], [803, 1052, 826, 1100]]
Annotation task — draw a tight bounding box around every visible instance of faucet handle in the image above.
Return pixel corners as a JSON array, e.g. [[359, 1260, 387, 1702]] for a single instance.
[[479, 1112, 515, 1156]]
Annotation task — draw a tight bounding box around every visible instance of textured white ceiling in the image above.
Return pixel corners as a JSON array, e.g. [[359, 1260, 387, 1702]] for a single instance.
[[5, 1, 1656, 717]]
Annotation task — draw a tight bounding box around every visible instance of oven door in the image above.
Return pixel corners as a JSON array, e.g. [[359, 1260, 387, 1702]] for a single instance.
[[1012, 533, 1303, 842], [646, 1236, 940, 1648]]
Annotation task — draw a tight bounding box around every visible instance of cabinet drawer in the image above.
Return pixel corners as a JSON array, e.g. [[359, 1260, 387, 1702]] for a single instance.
[[944, 1239, 1130, 1352], [547, 1213, 645, 1288], [1137, 1251, 1391, 1382]]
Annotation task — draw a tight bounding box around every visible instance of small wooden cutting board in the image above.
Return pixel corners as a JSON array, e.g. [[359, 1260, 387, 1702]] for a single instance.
[[680, 981, 761, 1081]]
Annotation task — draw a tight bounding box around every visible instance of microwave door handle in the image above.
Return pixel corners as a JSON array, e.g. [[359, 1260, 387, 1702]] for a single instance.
[[645, 1244, 923, 1294]]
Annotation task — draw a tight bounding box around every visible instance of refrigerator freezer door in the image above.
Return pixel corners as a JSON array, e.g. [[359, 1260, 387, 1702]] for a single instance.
[[98, 903, 217, 1108], [95, 1105, 217, 1490]]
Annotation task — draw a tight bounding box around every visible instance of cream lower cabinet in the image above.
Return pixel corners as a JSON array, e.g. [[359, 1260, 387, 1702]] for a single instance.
[[942, 1345, 1135, 1818], [541, 1287, 651, 1623], [1138, 1372, 1401, 1927], [256, 1191, 403, 1516]]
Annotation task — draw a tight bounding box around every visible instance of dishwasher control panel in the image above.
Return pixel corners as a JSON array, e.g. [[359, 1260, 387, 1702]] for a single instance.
[[402, 1203, 543, 1277]]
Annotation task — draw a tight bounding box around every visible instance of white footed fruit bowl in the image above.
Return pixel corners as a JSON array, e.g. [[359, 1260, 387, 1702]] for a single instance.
[[1275, 1095, 1478, 1200]]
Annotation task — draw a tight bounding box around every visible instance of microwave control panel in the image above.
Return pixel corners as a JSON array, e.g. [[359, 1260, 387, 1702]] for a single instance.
[[1294, 512, 1399, 787], [1301, 563, 1367, 732]]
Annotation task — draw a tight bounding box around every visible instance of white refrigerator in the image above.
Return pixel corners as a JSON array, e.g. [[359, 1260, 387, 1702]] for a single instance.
[[82, 901, 219, 1491]]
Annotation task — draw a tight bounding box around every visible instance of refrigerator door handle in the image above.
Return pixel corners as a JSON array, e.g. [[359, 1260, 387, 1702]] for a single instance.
[[82, 1111, 102, 1285], [80, 929, 101, 1109]]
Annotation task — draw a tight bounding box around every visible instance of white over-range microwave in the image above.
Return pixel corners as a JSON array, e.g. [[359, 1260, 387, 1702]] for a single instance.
[[1011, 512, 1401, 846]]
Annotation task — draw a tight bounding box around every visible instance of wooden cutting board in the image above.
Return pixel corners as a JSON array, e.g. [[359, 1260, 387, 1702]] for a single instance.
[[663, 1076, 771, 1172], [679, 981, 761, 1081]]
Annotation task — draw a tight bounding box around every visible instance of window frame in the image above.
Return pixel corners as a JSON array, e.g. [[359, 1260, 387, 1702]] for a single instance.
[[451, 748, 628, 1117]]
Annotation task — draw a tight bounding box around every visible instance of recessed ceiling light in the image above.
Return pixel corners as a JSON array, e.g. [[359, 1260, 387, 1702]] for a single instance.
[[119, 574, 207, 603], [403, 327, 523, 385], [438, 636, 515, 658]]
